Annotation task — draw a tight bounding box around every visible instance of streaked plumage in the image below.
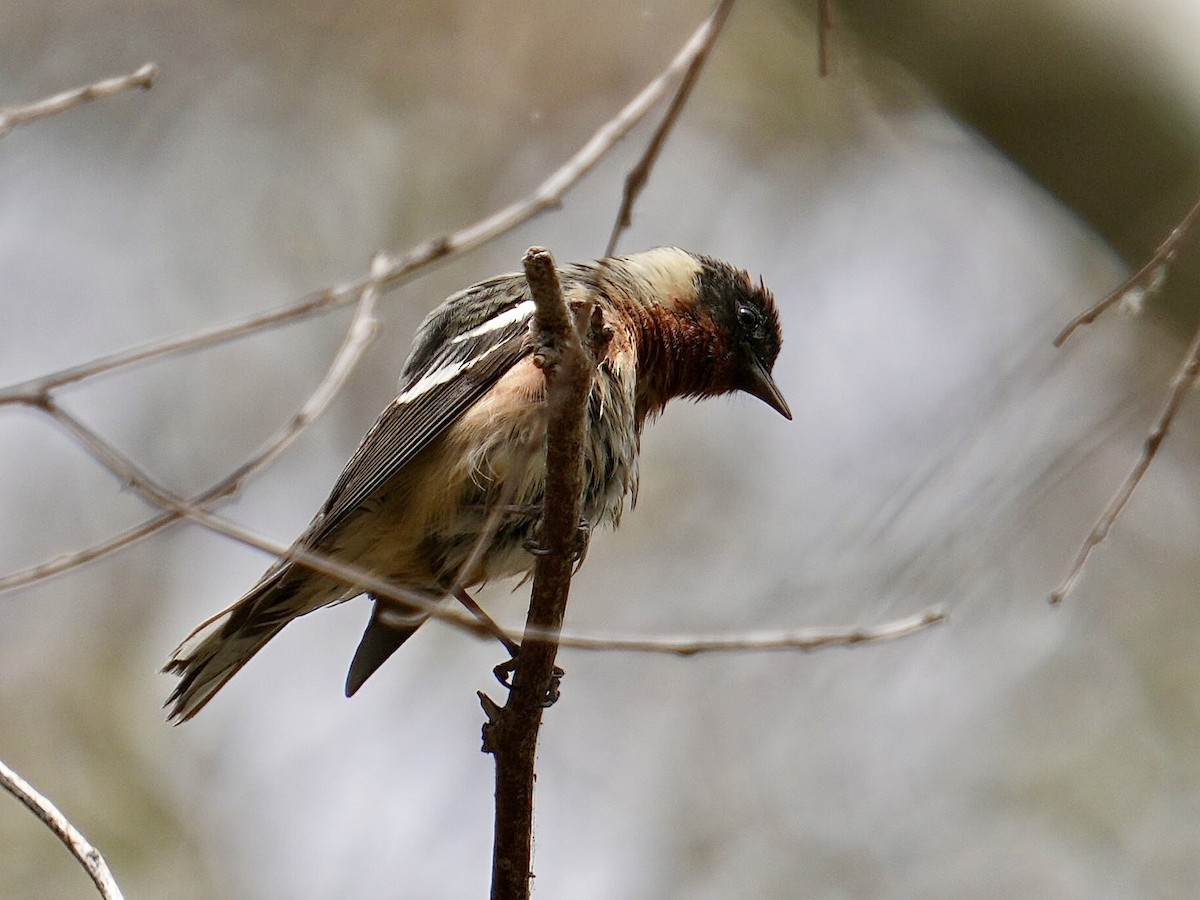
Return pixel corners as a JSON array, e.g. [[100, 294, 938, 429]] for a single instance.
[[164, 247, 789, 721]]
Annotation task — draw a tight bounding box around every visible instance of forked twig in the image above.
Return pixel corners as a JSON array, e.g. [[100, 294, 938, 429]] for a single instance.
[[1055, 194, 1200, 347], [198, 254, 384, 503], [0, 62, 157, 138], [2, 19, 943, 663], [1051, 194, 1200, 601], [0, 258, 383, 593], [0, 758, 125, 900], [1050, 320, 1200, 603]]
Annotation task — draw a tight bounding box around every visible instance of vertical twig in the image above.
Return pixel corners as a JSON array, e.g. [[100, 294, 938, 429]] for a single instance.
[[481, 248, 608, 900], [0, 758, 125, 900], [818, 0, 834, 77]]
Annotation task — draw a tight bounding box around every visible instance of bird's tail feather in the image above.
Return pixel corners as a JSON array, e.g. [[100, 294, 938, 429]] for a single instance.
[[163, 571, 316, 723], [344, 598, 428, 698]]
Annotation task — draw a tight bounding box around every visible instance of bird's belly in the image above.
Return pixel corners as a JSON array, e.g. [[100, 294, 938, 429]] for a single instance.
[[342, 359, 640, 592]]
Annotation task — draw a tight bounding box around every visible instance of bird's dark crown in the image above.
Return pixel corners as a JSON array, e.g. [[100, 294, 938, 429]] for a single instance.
[[694, 255, 783, 368]]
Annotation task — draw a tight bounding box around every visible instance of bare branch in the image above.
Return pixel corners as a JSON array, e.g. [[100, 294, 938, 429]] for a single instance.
[[442, 440, 541, 651], [0, 276, 368, 405], [605, 0, 735, 257], [15, 234, 938, 652], [0, 10, 718, 405], [1054, 194, 1200, 347], [1050, 320, 1200, 603], [29, 399, 498, 635], [169, 478, 940, 658], [484, 248, 601, 900], [0, 757, 125, 900], [1051, 195, 1200, 601], [525, 247, 576, 341], [0, 63, 157, 138]]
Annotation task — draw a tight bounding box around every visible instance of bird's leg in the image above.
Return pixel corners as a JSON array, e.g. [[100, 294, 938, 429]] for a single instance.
[[509, 515, 588, 708], [461, 582, 564, 708], [452, 586, 519, 657], [453, 587, 561, 705]]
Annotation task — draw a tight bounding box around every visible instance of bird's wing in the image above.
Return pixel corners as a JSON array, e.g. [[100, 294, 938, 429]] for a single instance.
[[311, 276, 537, 540]]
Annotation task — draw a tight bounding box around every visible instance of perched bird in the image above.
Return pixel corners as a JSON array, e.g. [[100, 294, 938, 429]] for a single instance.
[[165, 247, 789, 721]]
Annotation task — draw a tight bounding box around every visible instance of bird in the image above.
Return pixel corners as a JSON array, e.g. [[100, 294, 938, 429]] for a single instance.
[[164, 247, 790, 722]]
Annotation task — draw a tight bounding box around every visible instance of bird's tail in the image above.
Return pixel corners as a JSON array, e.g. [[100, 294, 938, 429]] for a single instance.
[[163, 570, 324, 723]]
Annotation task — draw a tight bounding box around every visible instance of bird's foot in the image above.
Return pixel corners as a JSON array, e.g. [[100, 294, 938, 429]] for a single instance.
[[493, 657, 564, 708], [522, 518, 591, 565]]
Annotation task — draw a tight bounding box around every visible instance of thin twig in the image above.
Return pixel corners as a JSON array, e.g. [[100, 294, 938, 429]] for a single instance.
[[1050, 319, 1200, 603], [198, 253, 384, 502], [29, 394, 558, 649], [0, 757, 125, 900], [0, 63, 157, 139], [559, 608, 945, 654], [32, 400, 491, 634], [451, 587, 520, 657], [29, 381, 943, 655], [37, 404, 472, 628], [0, 263, 381, 594], [605, 0, 735, 257], [172, 467, 948, 655], [0, 513, 174, 593], [818, 0, 834, 77], [0, 274, 371, 404], [1054, 194, 1200, 347], [442, 441, 541, 653]]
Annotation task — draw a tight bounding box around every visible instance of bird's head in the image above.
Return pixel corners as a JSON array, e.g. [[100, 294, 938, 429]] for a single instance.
[[602, 247, 791, 422], [692, 254, 790, 420]]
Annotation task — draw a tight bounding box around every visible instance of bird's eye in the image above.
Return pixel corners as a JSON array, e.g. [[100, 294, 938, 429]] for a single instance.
[[737, 304, 761, 331]]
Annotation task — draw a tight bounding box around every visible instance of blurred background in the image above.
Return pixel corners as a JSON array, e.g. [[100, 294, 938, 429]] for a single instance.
[[2, 0, 1200, 897]]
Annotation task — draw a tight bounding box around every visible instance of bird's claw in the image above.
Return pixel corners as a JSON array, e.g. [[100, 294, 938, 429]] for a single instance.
[[523, 518, 591, 565], [493, 657, 564, 708], [542, 669, 562, 707], [522, 537, 552, 556], [571, 518, 590, 571]]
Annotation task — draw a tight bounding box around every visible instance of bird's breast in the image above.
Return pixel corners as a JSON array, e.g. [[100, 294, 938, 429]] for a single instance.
[[420, 343, 640, 587]]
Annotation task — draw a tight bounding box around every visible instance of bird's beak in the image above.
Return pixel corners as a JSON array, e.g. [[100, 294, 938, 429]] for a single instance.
[[742, 358, 792, 420]]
